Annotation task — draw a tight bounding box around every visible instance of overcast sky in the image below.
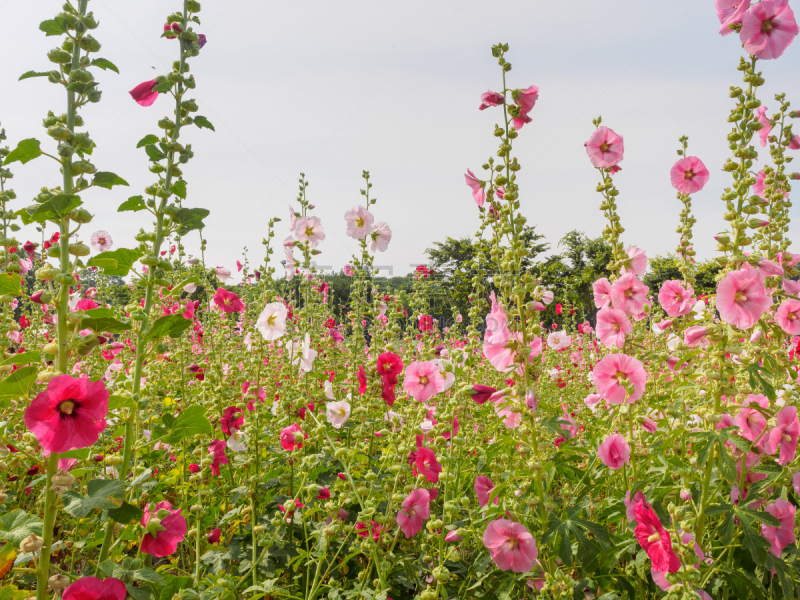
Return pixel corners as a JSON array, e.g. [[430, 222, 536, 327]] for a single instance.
[[1, 0, 799, 281]]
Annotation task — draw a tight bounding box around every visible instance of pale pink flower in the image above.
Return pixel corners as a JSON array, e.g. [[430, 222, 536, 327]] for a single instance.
[[740, 0, 799, 60], [782, 279, 800, 295], [609, 273, 649, 316], [765, 405, 799, 464], [541, 290, 555, 305], [622, 247, 648, 277], [762, 498, 796, 557], [482, 519, 538, 573], [593, 277, 612, 309], [684, 325, 711, 348], [756, 107, 773, 146], [592, 353, 647, 404], [670, 156, 709, 193], [325, 400, 351, 429], [625, 491, 650, 522], [716, 268, 771, 329], [585, 126, 624, 168], [775, 298, 800, 334], [343, 264, 354, 276], [547, 330, 572, 350], [397, 488, 430, 538], [479, 90, 505, 110], [595, 307, 632, 349], [474, 475, 499, 507], [641, 417, 658, 433], [717, 0, 752, 35], [343, 205, 374, 240], [757, 258, 784, 277], [465, 169, 486, 207], [658, 280, 697, 317], [214, 266, 232, 283], [294, 216, 326, 248], [90, 231, 113, 252], [584, 393, 603, 410], [403, 361, 445, 403], [368, 222, 392, 252], [493, 395, 522, 429], [255, 302, 287, 341], [733, 394, 769, 443], [597, 433, 630, 470]]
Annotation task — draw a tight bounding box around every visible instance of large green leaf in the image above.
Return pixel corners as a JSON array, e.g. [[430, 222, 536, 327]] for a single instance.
[[87, 248, 142, 276], [163, 405, 212, 445], [90, 58, 119, 74], [19, 71, 51, 82], [0, 352, 40, 368], [0, 510, 43, 545], [3, 139, 42, 165], [105, 501, 143, 525], [0, 366, 39, 409], [144, 314, 192, 342], [81, 309, 130, 334], [0, 274, 22, 297], [118, 195, 146, 213], [39, 17, 67, 36], [172, 207, 209, 235], [22, 194, 83, 224], [92, 172, 129, 190]]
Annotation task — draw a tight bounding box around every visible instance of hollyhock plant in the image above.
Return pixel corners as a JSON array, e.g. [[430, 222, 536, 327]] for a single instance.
[[511, 85, 539, 129], [140, 501, 187, 557], [765, 405, 799, 464], [396, 488, 430, 538], [482, 519, 539, 573], [670, 156, 710, 193], [658, 280, 697, 317], [761, 499, 796, 557], [479, 89, 505, 110], [255, 302, 288, 340], [63, 578, 127, 600], [280, 423, 307, 451], [609, 273, 649, 316], [717, 0, 752, 34], [596, 307, 632, 349], [213, 288, 244, 313], [775, 298, 800, 334], [344, 205, 374, 239], [592, 353, 647, 404], [368, 221, 392, 252], [294, 216, 326, 247], [403, 360, 445, 402], [465, 169, 486, 207], [634, 503, 680, 573], [129, 79, 159, 106], [739, 0, 799, 60], [24, 376, 109, 454], [716, 268, 771, 329], [597, 433, 631, 470], [89, 231, 113, 252], [474, 475, 499, 507], [585, 126, 624, 168]]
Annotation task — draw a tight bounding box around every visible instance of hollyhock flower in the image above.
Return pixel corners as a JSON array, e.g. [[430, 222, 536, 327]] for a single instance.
[[642, 417, 658, 433], [397, 488, 430, 538], [368, 221, 392, 252], [658, 280, 697, 317], [445, 529, 463, 542], [684, 325, 711, 348], [733, 394, 769, 443], [622, 247, 648, 277], [716, 268, 771, 329], [63, 577, 127, 600], [765, 405, 799, 464], [356, 365, 368, 394], [294, 216, 326, 248], [511, 85, 539, 130], [775, 298, 800, 334], [596, 307, 632, 349], [625, 491, 651, 522], [343, 264, 354, 276], [593, 277, 612, 308], [141, 501, 187, 557], [355, 521, 382, 541], [286, 333, 318, 373], [197, 34, 207, 48], [280, 423, 307, 451], [207, 528, 221, 544], [163, 21, 181, 38], [670, 156, 710, 193], [762, 499, 796, 557], [344, 205, 375, 239], [479, 89, 505, 110], [214, 266, 232, 282], [547, 330, 572, 350], [377, 352, 403, 381], [208, 439, 228, 476], [256, 302, 288, 340], [465, 169, 486, 207], [740, 0, 799, 60], [470, 384, 497, 405], [76, 298, 98, 311], [403, 360, 445, 402], [381, 379, 397, 407], [585, 126, 624, 168], [610, 273, 649, 316], [213, 288, 244, 313], [756, 258, 784, 278], [24, 375, 109, 454], [482, 519, 538, 573], [592, 353, 647, 404], [584, 393, 603, 410], [634, 504, 680, 573], [23, 240, 36, 253], [717, 0, 752, 34], [220, 406, 243, 437], [415, 446, 442, 483], [418, 315, 434, 332], [326, 400, 351, 429], [89, 231, 113, 252], [329, 328, 344, 343], [493, 395, 523, 429], [597, 434, 631, 470], [129, 80, 159, 106], [475, 475, 499, 507], [756, 106, 773, 146]]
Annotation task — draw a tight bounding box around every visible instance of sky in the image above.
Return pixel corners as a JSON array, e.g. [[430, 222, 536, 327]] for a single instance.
[[0, 0, 799, 282]]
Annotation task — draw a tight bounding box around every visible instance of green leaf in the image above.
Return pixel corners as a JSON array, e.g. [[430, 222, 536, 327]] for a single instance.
[[736, 509, 771, 565], [0, 352, 40, 368], [90, 58, 119, 74], [144, 314, 192, 342], [62, 491, 116, 519], [66, 81, 98, 95], [133, 568, 165, 587], [81, 315, 130, 335], [87, 248, 143, 277], [171, 180, 187, 199], [0, 585, 29, 600], [18, 71, 51, 82], [0, 274, 22, 297], [0, 366, 39, 409], [163, 404, 212, 445], [157, 576, 193, 600], [23, 194, 83, 224], [0, 510, 43, 545], [126, 584, 151, 600], [137, 135, 160, 149], [92, 172, 129, 190], [108, 394, 136, 410], [39, 17, 67, 36], [172, 207, 209, 235], [152, 81, 172, 93], [193, 115, 215, 131], [88, 479, 125, 500], [3, 139, 42, 165], [145, 144, 166, 162], [118, 195, 146, 213], [105, 501, 144, 525]]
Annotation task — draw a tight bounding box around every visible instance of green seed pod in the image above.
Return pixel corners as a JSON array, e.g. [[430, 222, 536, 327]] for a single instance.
[[83, 12, 99, 29], [47, 48, 73, 64], [68, 208, 93, 224], [87, 90, 102, 103], [54, 273, 77, 285], [46, 245, 61, 258], [78, 35, 102, 53], [47, 126, 71, 141], [70, 69, 93, 83], [72, 161, 96, 175], [68, 243, 90, 257], [140, 255, 160, 267], [36, 265, 59, 280]]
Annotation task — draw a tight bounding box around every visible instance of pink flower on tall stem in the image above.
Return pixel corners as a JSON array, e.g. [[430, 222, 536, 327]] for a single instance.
[[609, 273, 649, 316], [765, 405, 799, 464], [293, 216, 326, 248], [465, 169, 486, 207], [761, 498, 796, 557], [344, 205, 375, 240], [592, 353, 647, 404], [220, 406, 243, 437], [479, 90, 505, 110], [593, 277, 612, 308], [403, 361, 445, 402], [129, 80, 159, 107], [585, 126, 624, 168], [213, 288, 244, 313], [90, 231, 113, 252], [482, 519, 538, 573], [716, 268, 771, 329], [140, 501, 187, 557], [775, 298, 800, 334], [684, 325, 711, 348], [414, 446, 442, 483], [756, 106, 773, 146], [634, 504, 680, 573], [740, 0, 799, 60], [280, 423, 307, 452], [670, 156, 710, 193], [733, 394, 769, 443], [396, 488, 430, 538], [597, 433, 631, 470], [474, 475, 499, 507], [595, 307, 632, 349], [511, 85, 539, 130], [658, 280, 697, 317], [24, 375, 109, 454], [208, 439, 228, 476], [717, 0, 752, 35], [63, 577, 127, 600], [622, 247, 648, 277]]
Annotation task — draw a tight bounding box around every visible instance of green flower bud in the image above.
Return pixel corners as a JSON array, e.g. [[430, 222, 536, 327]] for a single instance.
[[68, 243, 90, 257], [78, 35, 101, 53], [47, 125, 71, 141], [72, 160, 96, 175], [47, 48, 73, 64]]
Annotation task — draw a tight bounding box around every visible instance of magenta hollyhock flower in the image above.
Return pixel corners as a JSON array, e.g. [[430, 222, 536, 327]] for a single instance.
[[658, 280, 697, 317], [592, 353, 647, 404], [129, 80, 159, 107], [733, 394, 769, 443], [377, 352, 404, 382], [470, 384, 497, 405], [775, 298, 800, 334], [634, 503, 680, 573], [479, 90, 505, 110], [402, 360, 445, 403], [75, 298, 98, 311], [716, 268, 771, 329], [396, 488, 430, 538], [740, 0, 799, 60], [163, 22, 182, 39], [280, 423, 307, 451], [465, 169, 486, 207], [609, 273, 649, 316], [474, 475, 499, 507], [208, 439, 228, 476], [140, 501, 187, 557], [482, 519, 538, 573], [220, 406, 243, 437], [766, 405, 799, 464], [597, 434, 631, 470], [595, 307, 632, 349], [670, 156, 710, 194], [415, 446, 442, 483], [625, 491, 651, 522], [511, 85, 539, 130], [24, 375, 109, 454], [593, 277, 612, 308], [207, 528, 221, 544], [585, 126, 624, 168], [717, 0, 752, 35], [762, 498, 796, 557], [213, 288, 244, 313], [63, 577, 127, 600]]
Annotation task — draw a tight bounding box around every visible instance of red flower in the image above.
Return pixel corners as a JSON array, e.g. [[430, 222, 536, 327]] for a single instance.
[[377, 352, 403, 381], [419, 315, 434, 331], [357, 365, 367, 395], [381, 379, 396, 407], [207, 528, 221, 544], [213, 288, 244, 313], [220, 406, 243, 437], [555, 303, 563, 315], [634, 503, 680, 573], [470, 384, 497, 404], [140, 501, 187, 557], [63, 577, 127, 600], [130, 80, 159, 107], [18, 315, 30, 329], [208, 439, 228, 476], [22, 241, 37, 254], [163, 21, 182, 39]]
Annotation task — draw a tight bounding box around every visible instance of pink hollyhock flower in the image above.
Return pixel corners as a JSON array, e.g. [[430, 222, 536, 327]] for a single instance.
[[634, 503, 680, 573], [76, 298, 98, 311], [475, 475, 499, 507], [783, 279, 800, 295], [717, 0, 752, 35], [415, 446, 442, 483], [377, 352, 404, 382], [597, 433, 630, 470], [610, 273, 649, 316], [765, 405, 799, 464], [493, 395, 523, 429], [485, 291, 510, 344], [470, 384, 497, 405], [326, 400, 351, 429], [740, 0, 799, 60], [24, 375, 109, 454], [344, 205, 375, 240], [592, 353, 647, 404], [622, 247, 648, 277], [793, 472, 800, 495], [141, 501, 187, 557], [775, 298, 800, 334], [294, 216, 326, 248], [716, 268, 771, 329], [658, 280, 697, 317], [762, 498, 796, 557], [445, 529, 463, 542], [343, 264, 354, 276], [684, 325, 711, 348], [511, 85, 539, 130], [63, 577, 127, 600], [213, 288, 244, 313], [465, 169, 486, 207], [207, 528, 221, 544], [670, 156, 710, 193], [280, 423, 307, 451], [733, 394, 769, 443], [90, 230, 113, 252], [368, 221, 392, 252], [625, 491, 651, 522], [756, 107, 773, 146], [642, 417, 658, 433], [479, 90, 505, 110], [129, 80, 159, 106], [214, 266, 232, 282], [584, 393, 603, 410], [482, 519, 538, 573], [220, 406, 243, 437], [547, 330, 572, 350], [757, 258, 784, 277], [357, 364, 368, 394], [585, 126, 624, 168], [397, 488, 430, 538], [595, 307, 632, 349], [208, 439, 228, 476], [403, 361, 444, 402], [593, 277, 612, 308]]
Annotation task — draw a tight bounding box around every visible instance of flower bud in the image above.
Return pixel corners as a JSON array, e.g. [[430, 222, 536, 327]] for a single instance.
[[20, 534, 44, 554], [48, 574, 70, 590]]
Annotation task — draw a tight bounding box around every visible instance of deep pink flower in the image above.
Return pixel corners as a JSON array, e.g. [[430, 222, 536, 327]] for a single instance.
[[716, 268, 771, 329], [610, 273, 649, 316], [475, 475, 499, 507], [63, 577, 127, 600], [642, 418, 658, 433], [163, 22, 182, 38], [207, 528, 221, 544], [592, 353, 647, 404], [470, 384, 497, 405], [220, 406, 243, 437], [213, 288, 244, 313], [403, 361, 444, 403], [208, 439, 228, 476], [762, 498, 796, 557], [129, 80, 159, 107], [397, 488, 430, 538], [597, 433, 630, 470], [415, 446, 442, 483], [482, 519, 538, 573], [775, 298, 800, 334], [357, 364, 367, 395], [670, 156, 709, 193], [740, 0, 799, 60], [479, 90, 505, 110], [465, 169, 486, 207], [595, 307, 632, 349], [733, 394, 769, 443], [140, 501, 187, 557], [765, 405, 799, 464], [511, 85, 539, 130], [585, 126, 624, 168], [634, 504, 680, 573], [717, 0, 752, 35], [24, 375, 109, 454], [684, 325, 711, 348], [625, 491, 651, 522], [658, 280, 697, 317], [280, 423, 307, 451], [377, 352, 404, 381]]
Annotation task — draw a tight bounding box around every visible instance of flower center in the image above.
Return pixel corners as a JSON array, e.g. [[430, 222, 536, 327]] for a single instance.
[[600, 142, 610, 152], [59, 400, 76, 415], [268, 315, 276, 326], [762, 18, 774, 33], [507, 538, 518, 549], [419, 376, 429, 385], [783, 433, 792, 442], [734, 291, 747, 303], [356, 217, 364, 227], [647, 532, 661, 543], [337, 408, 346, 418], [789, 312, 797, 321], [305, 227, 315, 238], [684, 170, 694, 180]]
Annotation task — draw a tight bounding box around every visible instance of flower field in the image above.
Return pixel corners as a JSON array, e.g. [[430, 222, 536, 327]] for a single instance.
[[2, 1, 800, 600]]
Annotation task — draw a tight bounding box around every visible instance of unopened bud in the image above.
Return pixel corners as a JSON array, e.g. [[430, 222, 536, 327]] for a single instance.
[[20, 534, 44, 554]]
